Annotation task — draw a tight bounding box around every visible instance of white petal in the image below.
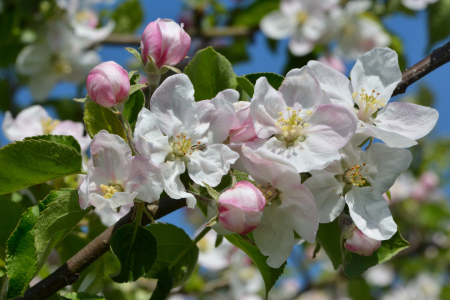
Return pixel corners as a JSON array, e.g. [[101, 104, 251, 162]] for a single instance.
[[15, 44, 51, 76], [134, 108, 171, 164], [307, 60, 354, 109], [79, 172, 90, 209], [250, 77, 284, 139], [188, 144, 239, 187], [253, 205, 295, 268], [362, 143, 412, 193], [346, 187, 397, 240], [357, 122, 417, 148], [260, 11, 297, 39], [72, 20, 115, 47], [65, 51, 100, 83], [2, 105, 48, 141], [288, 30, 314, 56], [108, 191, 138, 209], [125, 156, 163, 203], [281, 67, 331, 110], [350, 47, 402, 102], [161, 159, 196, 208], [150, 73, 199, 136], [29, 71, 59, 101], [90, 130, 132, 183], [279, 182, 319, 243], [303, 15, 326, 41], [303, 172, 346, 223], [94, 202, 133, 227], [374, 102, 439, 144]]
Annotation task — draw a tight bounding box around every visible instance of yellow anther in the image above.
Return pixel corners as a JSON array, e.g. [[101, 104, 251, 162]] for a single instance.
[[41, 118, 60, 135], [303, 123, 310, 128], [306, 110, 313, 115], [278, 112, 284, 116], [354, 88, 387, 122], [345, 164, 367, 187], [286, 107, 292, 111], [100, 184, 122, 199], [267, 191, 272, 197]]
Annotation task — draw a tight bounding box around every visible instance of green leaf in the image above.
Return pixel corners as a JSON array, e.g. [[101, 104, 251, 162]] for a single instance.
[[344, 231, 409, 277], [225, 234, 285, 297], [25, 135, 81, 153], [129, 83, 147, 95], [109, 223, 157, 283], [315, 219, 350, 270], [428, 0, 450, 49], [230, 0, 279, 27], [125, 47, 143, 64], [145, 223, 199, 287], [0, 194, 26, 260], [236, 76, 255, 98], [282, 51, 317, 76], [0, 275, 8, 300], [6, 190, 91, 298], [111, 0, 143, 34], [0, 137, 83, 195], [84, 101, 127, 140], [62, 292, 106, 300], [347, 277, 374, 300], [203, 182, 220, 201], [184, 47, 237, 101], [72, 259, 105, 294], [149, 267, 173, 300], [244, 72, 284, 90], [123, 89, 145, 132]]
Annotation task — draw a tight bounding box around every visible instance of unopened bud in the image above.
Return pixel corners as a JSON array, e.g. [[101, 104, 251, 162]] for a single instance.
[[344, 227, 381, 256], [86, 61, 130, 108], [218, 181, 265, 235]]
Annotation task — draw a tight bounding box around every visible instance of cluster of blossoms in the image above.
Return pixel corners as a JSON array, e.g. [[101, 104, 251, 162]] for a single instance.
[[4, 15, 438, 270], [16, 0, 115, 101]]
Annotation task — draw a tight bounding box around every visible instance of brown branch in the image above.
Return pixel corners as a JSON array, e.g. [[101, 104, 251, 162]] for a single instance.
[[392, 40, 450, 96], [102, 26, 252, 45], [16, 196, 187, 300]]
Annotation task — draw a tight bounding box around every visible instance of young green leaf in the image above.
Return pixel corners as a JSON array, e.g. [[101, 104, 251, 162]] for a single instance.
[[225, 234, 286, 298], [84, 101, 127, 140], [184, 47, 237, 101], [109, 223, 157, 283], [0, 137, 83, 195], [236, 76, 255, 98], [315, 219, 351, 270], [123, 89, 145, 132], [145, 223, 199, 287], [244, 72, 284, 90]]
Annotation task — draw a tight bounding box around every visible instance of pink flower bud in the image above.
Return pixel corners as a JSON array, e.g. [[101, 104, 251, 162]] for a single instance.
[[344, 227, 381, 256], [229, 102, 258, 144], [141, 18, 191, 70], [86, 61, 130, 108], [318, 55, 346, 74], [218, 181, 266, 235]]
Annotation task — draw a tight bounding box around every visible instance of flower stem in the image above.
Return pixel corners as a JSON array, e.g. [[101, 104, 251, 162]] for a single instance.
[[145, 73, 161, 110], [116, 112, 139, 155], [169, 226, 211, 269]]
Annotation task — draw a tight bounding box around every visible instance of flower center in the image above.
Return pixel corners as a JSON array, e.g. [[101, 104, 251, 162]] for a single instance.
[[352, 88, 386, 122], [345, 164, 367, 187], [297, 12, 309, 24], [100, 184, 123, 199], [166, 133, 204, 162], [52, 55, 72, 75], [257, 184, 280, 206], [41, 118, 60, 135], [275, 107, 311, 144]]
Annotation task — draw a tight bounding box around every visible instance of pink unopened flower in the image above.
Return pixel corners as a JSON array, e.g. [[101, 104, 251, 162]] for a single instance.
[[141, 18, 191, 71], [86, 61, 130, 108], [218, 181, 266, 235], [345, 227, 381, 256]]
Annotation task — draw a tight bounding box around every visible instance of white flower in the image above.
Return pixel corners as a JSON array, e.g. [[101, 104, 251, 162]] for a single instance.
[[308, 47, 439, 147], [197, 229, 234, 271], [79, 130, 163, 211], [249, 67, 357, 173], [15, 22, 100, 101], [2, 105, 91, 152], [334, 2, 390, 60], [260, 0, 339, 55], [401, 0, 438, 10], [134, 74, 239, 208], [238, 146, 318, 268], [304, 134, 412, 240]]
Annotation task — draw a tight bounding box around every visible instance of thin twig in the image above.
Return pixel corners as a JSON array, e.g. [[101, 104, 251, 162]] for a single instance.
[[392, 40, 450, 96], [16, 196, 188, 300]]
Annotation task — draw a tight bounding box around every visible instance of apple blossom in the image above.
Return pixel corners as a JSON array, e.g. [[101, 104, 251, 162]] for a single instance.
[[86, 61, 130, 108], [249, 67, 357, 173], [79, 130, 163, 211], [303, 134, 412, 240], [260, 0, 339, 56], [141, 18, 191, 72], [228, 101, 258, 144], [218, 181, 266, 235], [318, 54, 346, 73], [134, 74, 239, 208], [2, 105, 91, 152], [15, 22, 100, 101], [308, 47, 439, 148], [401, 0, 438, 10], [344, 227, 381, 256], [237, 146, 318, 268], [197, 229, 234, 271]]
